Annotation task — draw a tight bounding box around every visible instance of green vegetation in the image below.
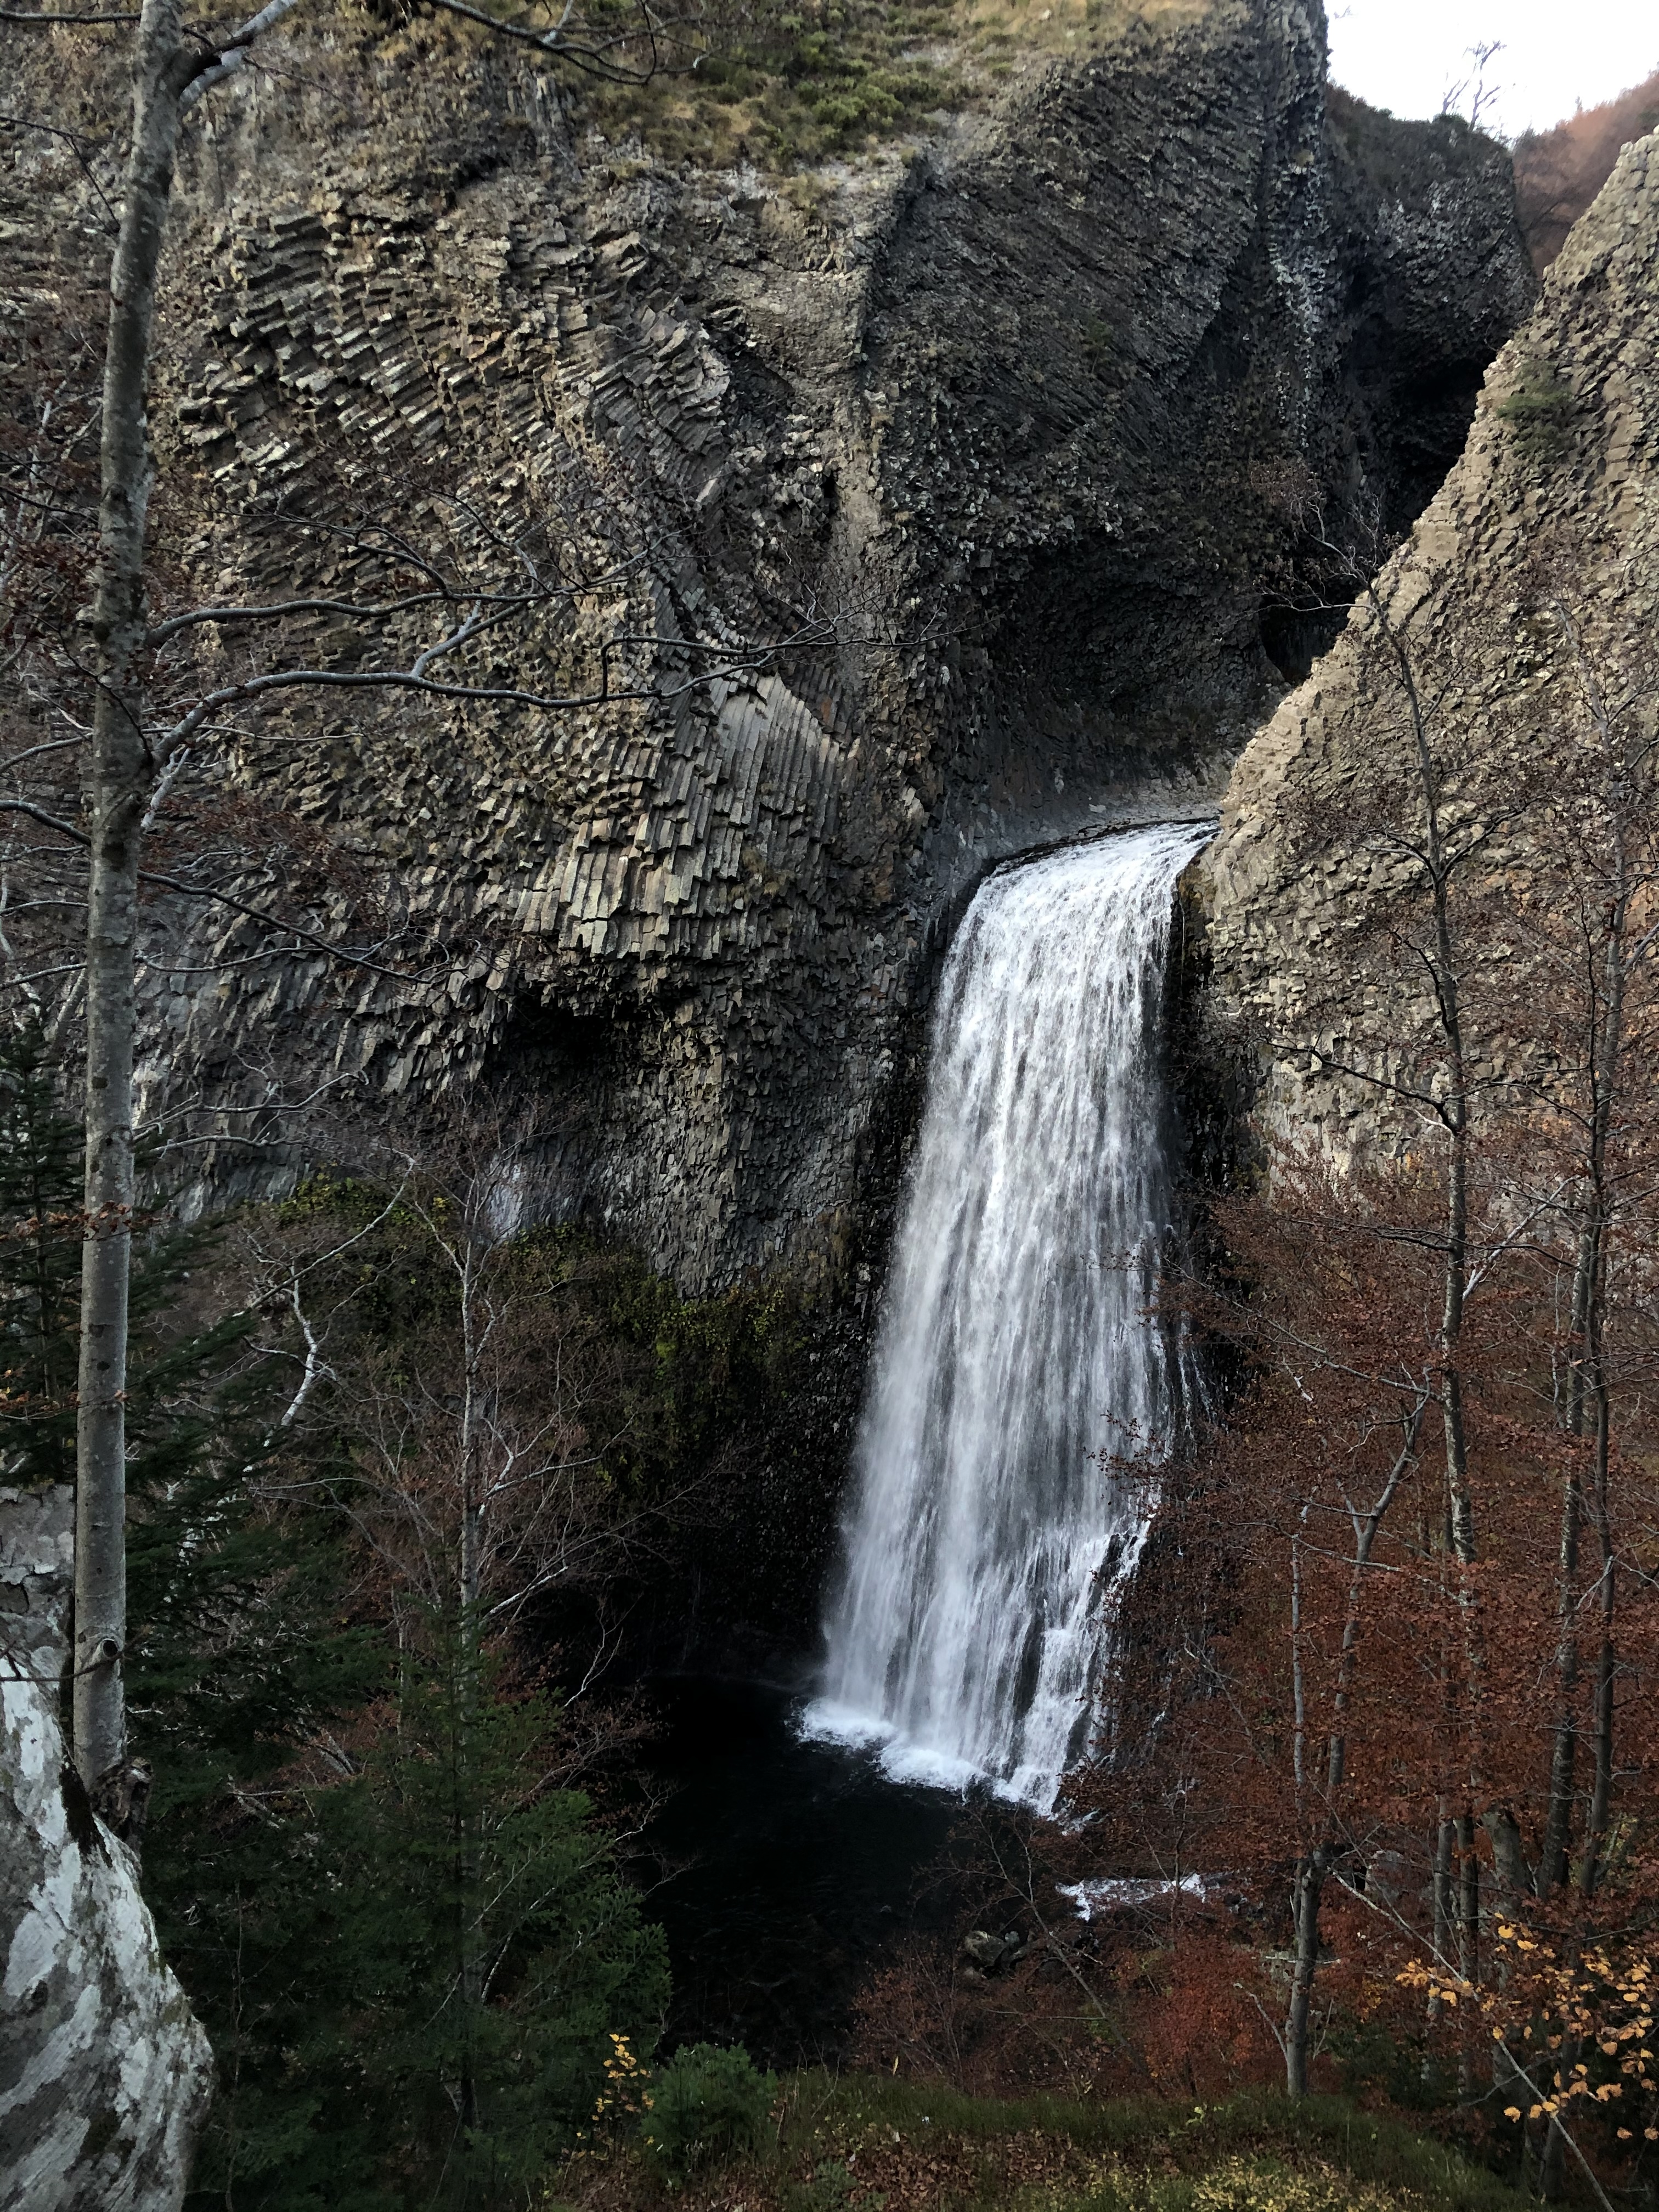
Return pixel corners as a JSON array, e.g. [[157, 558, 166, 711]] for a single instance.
[[562, 0, 1213, 172], [1492, 357, 1577, 465], [643, 2042, 781, 2174], [0, 1065, 685, 2211], [781, 2157, 858, 2212], [0, 1022, 82, 1485], [555, 2078, 1524, 2211], [573, 0, 961, 169], [1054, 2153, 1482, 2212], [780, 2077, 1522, 2202], [272, 1169, 802, 1505], [137, 1564, 669, 2208]]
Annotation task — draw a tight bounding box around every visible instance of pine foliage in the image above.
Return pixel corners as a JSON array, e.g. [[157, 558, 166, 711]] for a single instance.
[[0, 1022, 82, 1486], [0, 1054, 672, 2207]]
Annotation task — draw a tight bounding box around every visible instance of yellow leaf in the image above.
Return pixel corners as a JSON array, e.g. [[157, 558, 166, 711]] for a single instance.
[[1505, 2108, 1522, 2122]]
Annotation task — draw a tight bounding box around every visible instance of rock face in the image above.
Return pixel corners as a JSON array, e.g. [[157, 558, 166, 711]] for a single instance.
[[0, 1489, 213, 2212], [14, 0, 1524, 1292], [1200, 127, 1659, 1139]]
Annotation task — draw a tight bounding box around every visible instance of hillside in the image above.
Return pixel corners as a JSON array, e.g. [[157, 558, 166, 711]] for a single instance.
[[1514, 68, 1659, 268]]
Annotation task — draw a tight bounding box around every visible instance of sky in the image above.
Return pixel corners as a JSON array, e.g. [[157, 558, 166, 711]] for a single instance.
[[1325, 0, 1658, 140]]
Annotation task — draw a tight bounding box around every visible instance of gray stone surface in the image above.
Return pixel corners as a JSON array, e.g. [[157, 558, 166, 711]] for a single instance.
[[0, 1488, 213, 2212], [5, 2, 1533, 1292], [1201, 128, 1659, 1142]]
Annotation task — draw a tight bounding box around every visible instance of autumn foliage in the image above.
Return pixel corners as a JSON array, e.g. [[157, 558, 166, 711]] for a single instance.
[[1513, 72, 1659, 270], [848, 571, 1659, 2198], [1058, 573, 1659, 2185]]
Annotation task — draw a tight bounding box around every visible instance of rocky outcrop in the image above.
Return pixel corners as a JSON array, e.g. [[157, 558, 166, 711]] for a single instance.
[[1200, 127, 1658, 1143], [6, 2, 1532, 1292], [0, 1489, 213, 2212]]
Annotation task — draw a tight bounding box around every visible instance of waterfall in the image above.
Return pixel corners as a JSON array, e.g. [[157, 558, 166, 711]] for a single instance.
[[804, 821, 1211, 1813]]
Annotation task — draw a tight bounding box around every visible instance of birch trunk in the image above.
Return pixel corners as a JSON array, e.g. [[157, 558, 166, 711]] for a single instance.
[[74, 0, 194, 1805]]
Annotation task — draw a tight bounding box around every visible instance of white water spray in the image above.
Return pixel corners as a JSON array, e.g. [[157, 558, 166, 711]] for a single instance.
[[804, 822, 1210, 1812]]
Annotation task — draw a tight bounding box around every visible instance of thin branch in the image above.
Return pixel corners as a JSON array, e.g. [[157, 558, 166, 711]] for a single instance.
[[422, 0, 687, 84], [178, 0, 305, 113], [0, 799, 448, 981]]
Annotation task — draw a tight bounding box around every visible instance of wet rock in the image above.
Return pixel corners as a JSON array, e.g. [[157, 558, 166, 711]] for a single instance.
[[960, 1926, 1029, 1972]]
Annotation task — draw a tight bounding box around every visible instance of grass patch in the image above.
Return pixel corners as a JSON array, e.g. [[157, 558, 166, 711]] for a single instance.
[[1049, 2151, 1473, 2212], [783, 2079, 1517, 2204], [557, 2080, 1522, 2211], [565, 0, 1216, 173], [1492, 357, 1577, 467]]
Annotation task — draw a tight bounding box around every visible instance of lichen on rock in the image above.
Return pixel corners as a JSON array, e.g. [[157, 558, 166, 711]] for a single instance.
[[0, 1487, 213, 2212]]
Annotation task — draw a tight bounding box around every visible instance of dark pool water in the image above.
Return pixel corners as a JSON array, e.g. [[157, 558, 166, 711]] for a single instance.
[[637, 1676, 966, 2068]]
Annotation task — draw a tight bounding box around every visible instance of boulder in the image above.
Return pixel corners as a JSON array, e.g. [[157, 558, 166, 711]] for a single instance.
[[0, 1488, 213, 2212]]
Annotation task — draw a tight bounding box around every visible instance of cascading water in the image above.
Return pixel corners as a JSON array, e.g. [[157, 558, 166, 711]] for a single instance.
[[804, 821, 1211, 1813]]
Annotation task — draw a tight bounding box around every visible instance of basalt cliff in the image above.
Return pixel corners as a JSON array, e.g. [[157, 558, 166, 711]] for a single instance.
[[8, 0, 1533, 1291], [1200, 125, 1658, 1146]]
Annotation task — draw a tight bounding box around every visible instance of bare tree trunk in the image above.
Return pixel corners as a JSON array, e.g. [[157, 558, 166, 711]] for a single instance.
[[1556, 596, 1629, 1900], [454, 1233, 489, 2152], [1377, 596, 1491, 2095], [1282, 1412, 1420, 2097], [1431, 1811, 1454, 1960], [1538, 1455, 1582, 1896], [1483, 1803, 1531, 1897], [1577, 1392, 1616, 1895], [1285, 1846, 1329, 2097], [1566, 883, 1624, 1900], [73, 0, 194, 1807], [1541, 2061, 1575, 2202]]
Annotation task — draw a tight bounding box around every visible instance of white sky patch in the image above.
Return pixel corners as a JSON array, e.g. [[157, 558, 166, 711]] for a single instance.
[[1326, 0, 1658, 139]]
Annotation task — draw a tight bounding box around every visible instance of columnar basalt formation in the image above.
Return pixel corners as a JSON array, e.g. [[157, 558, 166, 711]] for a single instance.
[[5, 2, 1533, 1290], [1200, 129, 1658, 1142]]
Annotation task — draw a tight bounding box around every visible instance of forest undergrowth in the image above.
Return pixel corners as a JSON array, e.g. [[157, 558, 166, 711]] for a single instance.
[[550, 2076, 1526, 2212]]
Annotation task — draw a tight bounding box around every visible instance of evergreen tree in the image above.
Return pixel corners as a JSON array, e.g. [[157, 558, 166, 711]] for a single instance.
[[126, 1420, 390, 2209], [0, 1021, 82, 1486], [311, 1632, 669, 2209], [117, 1192, 670, 2208], [0, 1057, 672, 2208]]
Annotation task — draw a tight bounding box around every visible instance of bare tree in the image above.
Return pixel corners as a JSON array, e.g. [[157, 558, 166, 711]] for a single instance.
[[1, 0, 825, 1819]]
